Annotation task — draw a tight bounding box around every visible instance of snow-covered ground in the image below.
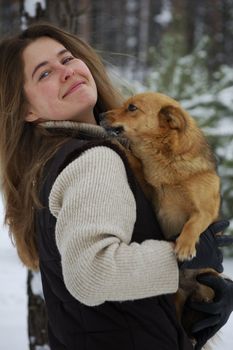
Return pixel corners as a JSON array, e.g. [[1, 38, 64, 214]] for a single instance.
[[0, 199, 28, 350], [0, 199, 233, 349]]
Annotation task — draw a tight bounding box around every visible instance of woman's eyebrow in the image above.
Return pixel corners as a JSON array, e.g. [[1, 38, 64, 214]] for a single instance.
[[31, 49, 70, 78]]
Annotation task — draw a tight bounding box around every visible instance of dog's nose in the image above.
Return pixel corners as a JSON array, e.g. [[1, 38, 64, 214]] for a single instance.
[[98, 112, 106, 122]]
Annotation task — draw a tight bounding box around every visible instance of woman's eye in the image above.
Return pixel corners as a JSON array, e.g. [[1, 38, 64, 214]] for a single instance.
[[38, 71, 50, 81], [62, 56, 74, 64]]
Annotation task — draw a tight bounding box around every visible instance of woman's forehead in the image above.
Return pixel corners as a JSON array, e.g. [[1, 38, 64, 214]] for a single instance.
[[22, 37, 67, 79], [24, 37, 66, 61]]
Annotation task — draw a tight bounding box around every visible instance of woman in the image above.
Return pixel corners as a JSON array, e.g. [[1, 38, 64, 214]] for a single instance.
[[0, 23, 232, 350]]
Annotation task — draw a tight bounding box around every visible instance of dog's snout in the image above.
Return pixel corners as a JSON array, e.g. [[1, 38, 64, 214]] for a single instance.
[[98, 112, 106, 122]]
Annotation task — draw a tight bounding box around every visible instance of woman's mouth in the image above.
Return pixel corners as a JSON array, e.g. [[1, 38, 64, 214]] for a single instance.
[[63, 81, 85, 98]]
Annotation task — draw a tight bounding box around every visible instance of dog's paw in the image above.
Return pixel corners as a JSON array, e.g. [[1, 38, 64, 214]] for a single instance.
[[174, 237, 196, 261]]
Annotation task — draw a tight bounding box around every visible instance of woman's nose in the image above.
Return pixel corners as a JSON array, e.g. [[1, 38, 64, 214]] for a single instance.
[[60, 65, 74, 82]]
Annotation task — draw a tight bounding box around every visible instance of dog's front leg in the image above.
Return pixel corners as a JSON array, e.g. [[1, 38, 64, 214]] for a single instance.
[[174, 213, 213, 261]]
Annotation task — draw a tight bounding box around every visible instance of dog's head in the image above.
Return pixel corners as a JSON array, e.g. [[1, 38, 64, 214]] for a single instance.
[[99, 92, 190, 141]]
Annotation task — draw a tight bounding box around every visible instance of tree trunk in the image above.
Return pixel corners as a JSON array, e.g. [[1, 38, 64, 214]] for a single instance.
[[27, 271, 49, 350], [0, 0, 20, 36]]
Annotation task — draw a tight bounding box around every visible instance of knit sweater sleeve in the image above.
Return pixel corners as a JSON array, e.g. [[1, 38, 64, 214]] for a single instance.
[[49, 146, 179, 306]]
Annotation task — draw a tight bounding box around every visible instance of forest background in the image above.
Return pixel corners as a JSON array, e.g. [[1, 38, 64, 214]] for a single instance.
[[1, 0, 233, 234]]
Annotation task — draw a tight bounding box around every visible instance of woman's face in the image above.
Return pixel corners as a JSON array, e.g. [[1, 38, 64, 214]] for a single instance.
[[23, 36, 98, 124]]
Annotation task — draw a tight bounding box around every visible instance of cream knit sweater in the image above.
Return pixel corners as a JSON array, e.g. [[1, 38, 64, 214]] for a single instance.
[[45, 121, 179, 306]]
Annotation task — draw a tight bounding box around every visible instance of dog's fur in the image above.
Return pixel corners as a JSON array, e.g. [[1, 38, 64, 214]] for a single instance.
[[100, 92, 222, 343]]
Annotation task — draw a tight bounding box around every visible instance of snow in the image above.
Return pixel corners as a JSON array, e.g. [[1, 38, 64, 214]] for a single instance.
[[0, 199, 28, 350], [31, 271, 43, 298], [0, 197, 233, 349], [217, 86, 233, 108], [154, 0, 172, 26], [24, 0, 45, 17]]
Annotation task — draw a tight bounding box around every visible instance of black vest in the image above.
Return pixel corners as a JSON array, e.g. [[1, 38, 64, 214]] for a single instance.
[[36, 137, 192, 350]]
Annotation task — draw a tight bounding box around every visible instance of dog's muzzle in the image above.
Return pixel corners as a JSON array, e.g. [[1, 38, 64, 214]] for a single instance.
[[98, 112, 107, 123], [98, 113, 124, 137]]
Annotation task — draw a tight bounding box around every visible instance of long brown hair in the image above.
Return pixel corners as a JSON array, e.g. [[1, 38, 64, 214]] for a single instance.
[[0, 23, 123, 270]]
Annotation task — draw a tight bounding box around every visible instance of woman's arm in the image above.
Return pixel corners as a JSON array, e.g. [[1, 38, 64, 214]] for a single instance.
[[49, 146, 178, 306]]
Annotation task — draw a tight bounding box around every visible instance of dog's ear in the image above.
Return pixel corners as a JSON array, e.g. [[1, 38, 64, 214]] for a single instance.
[[158, 105, 187, 130]]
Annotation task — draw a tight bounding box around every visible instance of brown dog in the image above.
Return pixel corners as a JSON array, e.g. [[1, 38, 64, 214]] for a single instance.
[[100, 92, 222, 339], [100, 92, 220, 259]]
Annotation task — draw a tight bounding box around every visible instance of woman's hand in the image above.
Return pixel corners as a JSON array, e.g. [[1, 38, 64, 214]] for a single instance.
[[179, 220, 233, 349], [189, 274, 233, 350], [180, 220, 232, 272]]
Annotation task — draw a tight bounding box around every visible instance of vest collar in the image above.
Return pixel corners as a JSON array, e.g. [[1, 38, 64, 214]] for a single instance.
[[41, 120, 108, 139], [40, 120, 130, 148]]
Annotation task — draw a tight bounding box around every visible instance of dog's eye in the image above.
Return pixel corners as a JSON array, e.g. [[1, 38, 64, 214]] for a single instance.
[[128, 104, 137, 112]]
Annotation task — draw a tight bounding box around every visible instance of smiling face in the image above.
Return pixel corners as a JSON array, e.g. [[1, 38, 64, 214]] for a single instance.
[[23, 36, 98, 124]]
